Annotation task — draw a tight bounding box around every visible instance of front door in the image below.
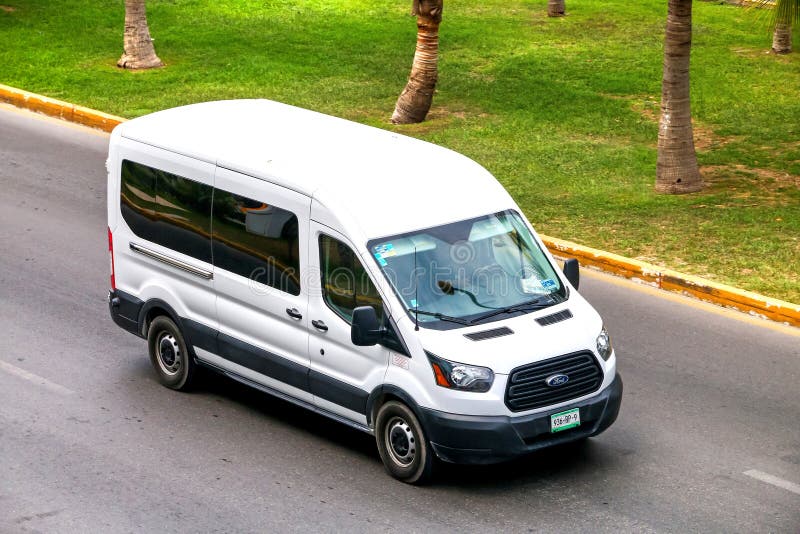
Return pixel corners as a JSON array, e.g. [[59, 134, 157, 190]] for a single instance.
[[307, 221, 393, 425]]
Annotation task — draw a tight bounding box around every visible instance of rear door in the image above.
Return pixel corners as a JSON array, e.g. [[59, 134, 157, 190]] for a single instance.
[[204, 167, 312, 402], [113, 139, 217, 342]]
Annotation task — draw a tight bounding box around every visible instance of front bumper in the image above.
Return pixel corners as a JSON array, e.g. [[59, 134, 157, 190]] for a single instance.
[[419, 373, 623, 464]]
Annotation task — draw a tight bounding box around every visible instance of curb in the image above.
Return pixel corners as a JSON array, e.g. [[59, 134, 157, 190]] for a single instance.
[[2, 83, 798, 328], [0, 83, 124, 132], [541, 235, 800, 327]]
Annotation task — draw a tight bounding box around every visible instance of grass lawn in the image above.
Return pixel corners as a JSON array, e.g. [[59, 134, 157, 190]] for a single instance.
[[2, 0, 798, 303]]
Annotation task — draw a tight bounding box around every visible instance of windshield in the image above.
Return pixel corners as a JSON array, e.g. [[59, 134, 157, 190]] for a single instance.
[[367, 210, 566, 329]]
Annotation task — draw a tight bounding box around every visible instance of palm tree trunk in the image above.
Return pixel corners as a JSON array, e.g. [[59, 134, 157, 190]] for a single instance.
[[772, 22, 792, 53], [548, 0, 566, 17], [656, 0, 703, 194], [118, 0, 163, 70], [391, 0, 443, 124]]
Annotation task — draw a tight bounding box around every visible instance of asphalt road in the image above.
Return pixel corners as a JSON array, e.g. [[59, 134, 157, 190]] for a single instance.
[[1, 103, 799, 533]]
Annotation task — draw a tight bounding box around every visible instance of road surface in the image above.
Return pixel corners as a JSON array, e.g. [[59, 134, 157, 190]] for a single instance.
[[1, 104, 798, 532]]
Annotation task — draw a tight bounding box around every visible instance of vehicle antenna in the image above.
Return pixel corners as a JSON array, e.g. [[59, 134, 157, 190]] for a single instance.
[[414, 246, 419, 331]]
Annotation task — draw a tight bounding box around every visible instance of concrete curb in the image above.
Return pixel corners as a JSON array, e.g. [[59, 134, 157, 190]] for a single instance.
[[2, 83, 798, 328], [0, 84, 124, 132], [541, 235, 800, 327]]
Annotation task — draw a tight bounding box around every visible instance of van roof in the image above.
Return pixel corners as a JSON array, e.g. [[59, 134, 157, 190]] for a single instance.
[[116, 99, 516, 241]]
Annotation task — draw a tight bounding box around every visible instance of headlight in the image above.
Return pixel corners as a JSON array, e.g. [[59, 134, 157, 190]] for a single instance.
[[596, 327, 613, 361], [425, 352, 494, 392]]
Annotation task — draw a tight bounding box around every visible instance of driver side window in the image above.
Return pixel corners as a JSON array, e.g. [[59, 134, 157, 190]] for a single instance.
[[319, 234, 384, 324]]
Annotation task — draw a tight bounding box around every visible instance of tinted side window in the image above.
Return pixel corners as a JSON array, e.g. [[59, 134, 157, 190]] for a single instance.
[[319, 235, 383, 324], [212, 190, 300, 295], [120, 160, 158, 243], [153, 169, 212, 263], [120, 160, 212, 263]]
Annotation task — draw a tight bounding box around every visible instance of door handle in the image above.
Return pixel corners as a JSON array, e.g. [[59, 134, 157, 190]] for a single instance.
[[311, 320, 328, 332], [286, 307, 303, 320]]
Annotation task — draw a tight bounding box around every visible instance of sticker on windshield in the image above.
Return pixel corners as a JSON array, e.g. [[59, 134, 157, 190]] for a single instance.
[[541, 279, 557, 289], [374, 243, 396, 258], [521, 277, 545, 294], [373, 253, 388, 266], [410, 299, 418, 308]]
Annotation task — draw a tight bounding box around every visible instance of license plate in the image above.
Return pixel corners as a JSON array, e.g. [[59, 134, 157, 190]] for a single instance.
[[550, 408, 580, 433]]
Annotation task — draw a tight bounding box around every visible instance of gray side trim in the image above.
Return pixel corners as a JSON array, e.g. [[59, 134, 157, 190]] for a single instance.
[[193, 324, 369, 417], [130, 242, 213, 280], [216, 330, 309, 393], [309, 370, 369, 415]]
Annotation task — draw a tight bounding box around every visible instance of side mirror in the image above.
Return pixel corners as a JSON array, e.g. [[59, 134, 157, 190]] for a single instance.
[[351, 306, 382, 346], [563, 258, 580, 290]]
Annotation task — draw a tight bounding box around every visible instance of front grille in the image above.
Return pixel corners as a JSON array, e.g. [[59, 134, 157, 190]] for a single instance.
[[505, 351, 603, 412], [464, 326, 514, 341], [536, 309, 573, 326]]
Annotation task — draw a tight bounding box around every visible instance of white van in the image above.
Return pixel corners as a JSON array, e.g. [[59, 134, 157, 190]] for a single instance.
[[107, 100, 622, 484]]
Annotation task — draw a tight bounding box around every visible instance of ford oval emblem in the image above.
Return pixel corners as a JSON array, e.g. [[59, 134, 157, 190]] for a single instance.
[[546, 374, 569, 387]]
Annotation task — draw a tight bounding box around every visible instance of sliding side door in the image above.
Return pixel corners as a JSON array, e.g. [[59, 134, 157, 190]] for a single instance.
[[201, 167, 312, 402]]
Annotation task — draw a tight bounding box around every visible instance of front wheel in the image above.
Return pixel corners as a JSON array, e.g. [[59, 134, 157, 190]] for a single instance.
[[375, 401, 435, 484], [147, 316, 195, 391]]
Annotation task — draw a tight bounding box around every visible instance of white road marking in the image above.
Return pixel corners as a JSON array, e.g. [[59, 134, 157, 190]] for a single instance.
[[743, 469, 800, 496], [0, 360, 74, 396]]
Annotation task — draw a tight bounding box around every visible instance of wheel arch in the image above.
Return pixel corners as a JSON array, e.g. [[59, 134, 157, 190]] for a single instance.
[[366, 384, 425, 429], [138, 299, 187, 343]]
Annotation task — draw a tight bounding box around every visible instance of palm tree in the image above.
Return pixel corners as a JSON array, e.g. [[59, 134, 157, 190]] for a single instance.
[[118, 0, 163, 69], [754, 0, 800, 54], [772, 22, 792, 53], [655, 0, 703, 194], [548, 0, 566, 17], [391, 0, 443, 124]]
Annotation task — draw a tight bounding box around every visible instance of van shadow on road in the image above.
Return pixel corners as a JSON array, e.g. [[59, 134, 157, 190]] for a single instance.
[[121, 358, 634, 490]]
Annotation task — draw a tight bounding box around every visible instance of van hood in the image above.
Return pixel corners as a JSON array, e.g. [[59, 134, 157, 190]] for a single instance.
[[406, 291, 604, 375]]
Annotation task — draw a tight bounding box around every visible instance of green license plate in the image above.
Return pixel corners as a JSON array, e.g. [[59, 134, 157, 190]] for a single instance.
[[550, 408, 580, 433]]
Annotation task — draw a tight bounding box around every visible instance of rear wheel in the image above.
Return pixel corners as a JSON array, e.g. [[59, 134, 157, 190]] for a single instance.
[[375, 401, 435, 484], [147, 316, 195, 391]]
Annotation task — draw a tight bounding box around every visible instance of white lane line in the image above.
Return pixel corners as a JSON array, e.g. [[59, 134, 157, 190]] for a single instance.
[[743, 469, 800, 496], [0, 360, 74, 396]]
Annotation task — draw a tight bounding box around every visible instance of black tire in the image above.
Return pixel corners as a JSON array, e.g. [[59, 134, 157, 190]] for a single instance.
[[375, 401, 435, 485], [146, 316, 195, 391]]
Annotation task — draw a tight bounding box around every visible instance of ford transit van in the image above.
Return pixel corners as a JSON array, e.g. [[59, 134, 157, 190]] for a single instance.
[[107, 100, 622, 484]]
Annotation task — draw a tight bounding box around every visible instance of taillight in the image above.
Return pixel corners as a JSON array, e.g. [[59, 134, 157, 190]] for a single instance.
[[108, 227, 116, 290]]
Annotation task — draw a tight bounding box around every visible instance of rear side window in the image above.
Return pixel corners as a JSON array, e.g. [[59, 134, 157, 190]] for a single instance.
[[120, 160, 158, 243], [319, 234, 384, 324], [120, 160, 212, 263], [212, 190, 300, 295]]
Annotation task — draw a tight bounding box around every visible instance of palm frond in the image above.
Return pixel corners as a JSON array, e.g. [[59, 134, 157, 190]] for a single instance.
[[747, 0, 800, 28], [774, 0, 800, 25]]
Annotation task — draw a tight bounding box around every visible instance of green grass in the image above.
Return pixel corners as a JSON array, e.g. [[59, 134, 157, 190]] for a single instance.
[[2, 0, 798, 303]]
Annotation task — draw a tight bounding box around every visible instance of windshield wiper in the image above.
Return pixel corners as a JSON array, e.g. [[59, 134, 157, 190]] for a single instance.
[[437, 281, 498, 310], [468, 295, 558, 324], [408, 308, 473, 326]]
